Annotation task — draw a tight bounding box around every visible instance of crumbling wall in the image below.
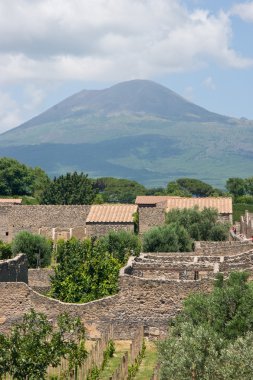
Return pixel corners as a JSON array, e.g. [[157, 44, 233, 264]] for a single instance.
[[0, 275, 212, 338], [195, 240, 253, 256], [0, 254, 28, 283], [28, 268, 53, 293]]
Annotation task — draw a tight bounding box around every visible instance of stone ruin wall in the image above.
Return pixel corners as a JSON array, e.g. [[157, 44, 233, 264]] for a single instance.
[[0, 254, 28, 284], [86, 223, 135, 238], [138, 206, 165, 234], [28, 268, 54, 294], [195, 240, 253, 255], [0, 205, 91, 242], [0, 273, 212, 339], [0, 241, 253, 339]]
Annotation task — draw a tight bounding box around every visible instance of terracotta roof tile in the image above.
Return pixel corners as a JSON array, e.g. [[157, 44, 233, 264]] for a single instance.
[[166, 197, 232, 214], [87, 204, 138, 223], [0, 198, 22, 204], [135, 196, 180, 205]]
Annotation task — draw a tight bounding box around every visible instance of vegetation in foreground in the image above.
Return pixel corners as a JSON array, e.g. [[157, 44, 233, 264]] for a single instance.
[[0, 310, 87, 380], [158, 272, 253, 380]]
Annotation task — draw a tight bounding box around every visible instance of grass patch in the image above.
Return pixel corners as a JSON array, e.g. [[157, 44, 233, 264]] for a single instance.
[[99, 340, 131, 380], [134, 341, 157, 380]]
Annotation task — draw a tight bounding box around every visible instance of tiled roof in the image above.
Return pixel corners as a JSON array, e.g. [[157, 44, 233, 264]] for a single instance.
[[0, 198, 22, 204], [166, 197, 232, 214], [135, 196, 180, 205], [87, 204, 138, 223]]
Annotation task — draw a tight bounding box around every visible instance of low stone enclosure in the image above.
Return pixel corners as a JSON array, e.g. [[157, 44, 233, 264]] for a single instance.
[[0, 240, 253, 340]]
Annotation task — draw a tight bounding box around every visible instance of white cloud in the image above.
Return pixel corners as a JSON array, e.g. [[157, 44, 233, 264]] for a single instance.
[[231, 2, 253, 22], [0, 86, 46, 133], [0, 92, 22, 133], [202, 76, 216, 90], [0, 0, 252, 86]]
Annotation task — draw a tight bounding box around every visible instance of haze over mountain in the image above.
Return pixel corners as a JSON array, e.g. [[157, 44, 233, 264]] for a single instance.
[[0, 80, 252, 188]]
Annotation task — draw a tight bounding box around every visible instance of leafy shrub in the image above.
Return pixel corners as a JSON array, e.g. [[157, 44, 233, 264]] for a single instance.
[[0, 309, 87, 380], [166, 207, 230, 241], [209, 223, 230, 241], [100, 230, 142, 263], [50, 238, 121, 303], [143, 224, 192, 252], [11, 231, 52, 268], [0, 240, 12, 260]]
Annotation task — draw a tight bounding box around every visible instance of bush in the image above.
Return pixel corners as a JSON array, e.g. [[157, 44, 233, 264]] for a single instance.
[[50, 238, 121, 303], [166, 207, 230, 241], [0, 240, 12, 260], [100, 230, 142, 263], [210, 223, 230, 241], [0, 309, 87, 380], [12, 231, 52, 268], [143, 224, 192, 252]]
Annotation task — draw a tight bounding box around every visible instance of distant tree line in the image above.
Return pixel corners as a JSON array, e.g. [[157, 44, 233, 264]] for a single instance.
[[0, 157, 252, 220]]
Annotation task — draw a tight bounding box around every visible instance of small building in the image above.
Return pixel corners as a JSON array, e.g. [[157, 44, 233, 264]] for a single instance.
[[136, 196, 233, 234], [86, 204, 138, 237]]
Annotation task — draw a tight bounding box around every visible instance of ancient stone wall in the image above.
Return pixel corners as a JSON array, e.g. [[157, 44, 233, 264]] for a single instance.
[[0, 275, 212, 339], [138, 206, 165, 234], [1, 242, 253, 340], [4, 205, 91, 241], [28, 268, 53, 294], [0, 254, 28, 283], [86, 223, 134, 237], [0, 206, 12, 243], [195, 240, 253, 256]]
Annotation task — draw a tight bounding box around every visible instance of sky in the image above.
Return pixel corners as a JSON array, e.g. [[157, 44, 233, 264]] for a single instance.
[[0, 0, 253, 134]]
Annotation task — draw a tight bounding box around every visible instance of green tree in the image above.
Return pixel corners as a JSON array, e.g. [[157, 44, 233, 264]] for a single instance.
[[11, 231, 52, 268], [215, 332, 253, 380], [158, 272, 253, 379], [100, 230, 142, 263], [93, 177, 146, 203], [0, 157, 49, 198], [50, 238, 121, 303], [226, 177, 246, 197], [166, 181, 190, 196], [143, 224, 192, 252], [0, 309, 87, 380], [166, 207, 229, 241], [41, 172, 96, 205], [159, 323, 223, 380], [175, 178, 215, 197], [245, 177, 253, 196]]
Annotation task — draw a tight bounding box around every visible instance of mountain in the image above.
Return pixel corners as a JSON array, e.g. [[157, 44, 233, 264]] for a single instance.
[[0, 79, 252, 188]]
